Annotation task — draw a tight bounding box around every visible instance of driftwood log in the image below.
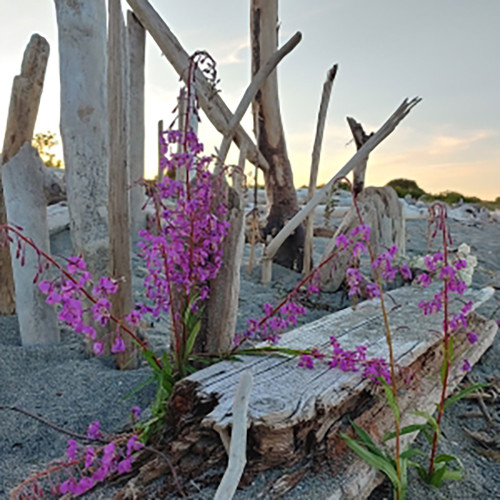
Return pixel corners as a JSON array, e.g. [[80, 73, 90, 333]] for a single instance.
[[108, 0, 136, 369], [124, 284, 496, 497], [320, 186, 405, 292], [0, 34, 49, 314]]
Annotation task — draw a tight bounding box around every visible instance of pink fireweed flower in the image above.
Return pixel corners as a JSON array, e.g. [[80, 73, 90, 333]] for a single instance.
[[117, 458, 133, 474], [439, 265, 457, 281], [298, 354, 315, 369], [346, 267, 363, 297], [126, 435, 144, 456], [336, 233, 350, 250], [84, 446, 96, 469], [92, 276, 119, 297], [424, 255, 437, 272], [66, 439, 78, 461], [461, 359, 471, 371], [91, 298, 111, 326], [87, 420, 102, 441], [417, 272, 432, 287], [66, 255, 86, 274], [93, 341, 104, 355], [125, 310, 142, 328], [365, 282, 381, 299], [111, 334, 126, 353], [351, 224, 371, 242], [467, 332, 478, 344], [399, 263, 413, 281]]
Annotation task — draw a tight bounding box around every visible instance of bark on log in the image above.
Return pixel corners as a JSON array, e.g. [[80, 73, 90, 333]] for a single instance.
[[149, 285, 496, 497], [126, 0, 269, 172], [108, 0, 136, 369], [303, 64, 338, 275], [54, 0, 110, 279], [251, 0, 304, 272], [127, 11, 147, 241], [2, 144, 59, 345], [261, 97, 420, 283], [0, 34, 49, 315], [320, 186, 405, 292]]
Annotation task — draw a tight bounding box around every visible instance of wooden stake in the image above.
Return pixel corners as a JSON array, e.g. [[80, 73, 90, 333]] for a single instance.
[[0, 34, 49, 315], [108, 0, 136, 369], [303, 64, 338, 275], [347, 116, 373, 196]]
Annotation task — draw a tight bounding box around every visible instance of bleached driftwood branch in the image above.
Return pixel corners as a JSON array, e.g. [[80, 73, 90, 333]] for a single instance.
[[303, 64, 338, 275], [214, 371, 253, 500], [216, 32, 302, 171], [126, 0, 269, 172], [262, 97, 421, 283]]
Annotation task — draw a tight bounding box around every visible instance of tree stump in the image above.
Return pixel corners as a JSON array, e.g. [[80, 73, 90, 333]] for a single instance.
[[320, 186, 405, 292], [2, 145, 60, 345]]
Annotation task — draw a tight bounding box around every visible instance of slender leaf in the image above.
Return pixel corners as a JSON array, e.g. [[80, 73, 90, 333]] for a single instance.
[[341, 434, 401, 489], [381, 379, 400, 423], [350, 421, 386, 458], [443, 383, 485, 410], [410, 410, 440, 437], [400, 447, 425, 460], [429, 464, 447, 487], [122, 375, 156, 401], [384, 424, 425, 442], [185, 320, 201, 359]]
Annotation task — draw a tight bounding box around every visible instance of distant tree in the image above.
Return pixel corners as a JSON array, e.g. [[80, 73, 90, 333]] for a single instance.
[[386, 178, 426, 199], [32, 131, 64, 168]]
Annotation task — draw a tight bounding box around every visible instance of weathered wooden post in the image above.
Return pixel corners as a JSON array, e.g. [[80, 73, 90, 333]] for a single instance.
[[347, 116, 372, 196], [303, 64, 338, 275], [127, 10, 147, 241], [108, 0, 136, 369], [54, 0, 110, 278], [0, 34, 49, 315], [3, 145, 60, 345]]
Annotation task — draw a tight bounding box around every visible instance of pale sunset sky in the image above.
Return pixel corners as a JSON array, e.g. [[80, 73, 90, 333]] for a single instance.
[[1, 0, 499, 199]]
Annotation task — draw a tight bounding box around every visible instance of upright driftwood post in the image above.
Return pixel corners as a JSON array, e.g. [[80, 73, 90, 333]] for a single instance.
[[108, 0, 136, 369], [127, 11, 147, 241], [303, 64, 338, 275], [251, 0, 304, 271], [54, 0, 110, 278], [2, 145, 60, 345], [0, 34, 49, 315]]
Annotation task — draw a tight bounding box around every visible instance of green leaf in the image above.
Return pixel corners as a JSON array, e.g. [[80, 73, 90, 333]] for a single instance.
[[341, 434, 401, 490], [381, 379, 400, 423], [400, 447, 425, 460], [185, 320, 201, 359], [410, 410, 440, 437], [439, 355, 448, 385], [434, 453, 460, 465], [443, 383, 486, 410], [350, 421, 385, 458], [121, 375, 156, 401], [384, 424, 425, 443], [441, 468, 463, 482], [429, 463, 447, 487]]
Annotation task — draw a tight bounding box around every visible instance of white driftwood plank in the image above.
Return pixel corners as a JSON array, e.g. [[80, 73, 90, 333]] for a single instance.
[[190, 284, 495, 431]]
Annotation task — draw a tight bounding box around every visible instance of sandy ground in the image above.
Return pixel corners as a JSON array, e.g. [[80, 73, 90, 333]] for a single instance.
[[0, 212, 499, 499]]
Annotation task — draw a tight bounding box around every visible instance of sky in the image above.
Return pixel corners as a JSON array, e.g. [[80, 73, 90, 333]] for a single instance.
[[1, 0, 499, 200]]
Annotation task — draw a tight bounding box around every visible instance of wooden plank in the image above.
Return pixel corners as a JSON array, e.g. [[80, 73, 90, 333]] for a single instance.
[[108, 0, 136, 369], [0, 34, 50, 315], [163, 284, 496, 494]]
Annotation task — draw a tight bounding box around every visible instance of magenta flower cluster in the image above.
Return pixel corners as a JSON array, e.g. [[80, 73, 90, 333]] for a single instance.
[[298, 337, 391, 384], [38, 257, 126, 355], [57, 421, 143, 496], [136, 130, 229, 323], [416, 252, 477, 370]]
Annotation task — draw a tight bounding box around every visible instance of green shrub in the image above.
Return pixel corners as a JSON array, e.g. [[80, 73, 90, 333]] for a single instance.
[[386, 179, 426, 199]]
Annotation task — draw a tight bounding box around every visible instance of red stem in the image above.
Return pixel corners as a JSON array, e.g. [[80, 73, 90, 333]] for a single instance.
[[0, 224, 161, 370]]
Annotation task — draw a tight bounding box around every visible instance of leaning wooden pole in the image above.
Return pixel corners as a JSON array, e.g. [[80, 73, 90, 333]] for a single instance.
[[303, 64, 338, 275], [108, 0, 136, 369], [261, 97, 421, 283], [126, 0, 269, 173], [0, 34, 49, 315], [347, 116, 372, 196]]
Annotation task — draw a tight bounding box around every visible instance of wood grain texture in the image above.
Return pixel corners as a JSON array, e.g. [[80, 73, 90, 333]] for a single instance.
[[160, 285, 496, 496]]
